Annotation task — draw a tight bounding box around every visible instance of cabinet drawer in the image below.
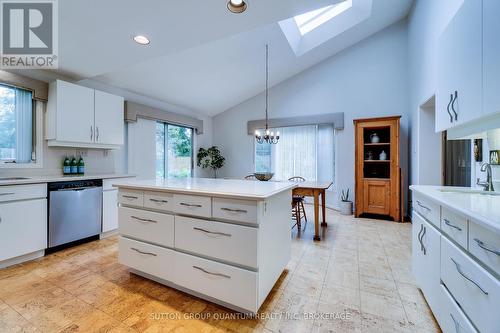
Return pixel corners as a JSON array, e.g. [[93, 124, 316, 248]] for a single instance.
[[175, 216, 258, 268], [441, 237, 500, 333], [144, 191, 174, 213], [173, 194, 211, 218], [469, 222, 500, 277], [441, 207, 468, 249], [118, 237, 175, 282], [119, 207, 174, 248], [413, 194, 440, 227], [212, 198, 258, 224], [0, 184, 46, 202], [439, 284, 477, 333], [174, 251, 257, 312], [118, 189, 144, 207]]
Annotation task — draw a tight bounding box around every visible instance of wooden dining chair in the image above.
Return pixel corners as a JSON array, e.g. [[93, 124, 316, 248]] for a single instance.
[[288, 176, 307, 230]]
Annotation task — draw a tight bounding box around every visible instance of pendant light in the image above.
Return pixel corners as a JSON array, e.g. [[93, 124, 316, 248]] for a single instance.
[[255, 44, 280, 145]]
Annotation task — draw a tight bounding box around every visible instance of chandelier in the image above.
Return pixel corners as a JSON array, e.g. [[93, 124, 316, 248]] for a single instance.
[[255, 44, 280, 145]]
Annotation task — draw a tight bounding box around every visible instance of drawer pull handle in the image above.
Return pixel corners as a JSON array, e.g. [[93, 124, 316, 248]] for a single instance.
[[149, 198, 169, 204], [193, 227, 231, 237], [444, 219, 462, 231], [131, 216, 157, 223], [0, 192, 14, 196], [192, 266, 231, 279], [449, 313, 461, 333], [450, 258, 489, 295], [123, 195, 139, 199], [131, 248, 157, 256], [416, 200, 431, 212], [180, 202, 202, 208], [220, 207, 248, 213], [474, 238, 500, 256]]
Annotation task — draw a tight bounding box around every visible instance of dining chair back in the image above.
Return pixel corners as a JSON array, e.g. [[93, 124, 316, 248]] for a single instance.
[[288, 176, 307, 230]]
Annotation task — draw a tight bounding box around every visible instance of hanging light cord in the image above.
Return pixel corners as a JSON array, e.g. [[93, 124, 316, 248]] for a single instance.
[[265, 44, 269, 131]]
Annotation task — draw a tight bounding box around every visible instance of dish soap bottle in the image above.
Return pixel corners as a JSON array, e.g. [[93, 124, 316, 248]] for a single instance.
[[63, 157, 71, 175], [78, 156, 85, 175], [70, 157, 78, 174]]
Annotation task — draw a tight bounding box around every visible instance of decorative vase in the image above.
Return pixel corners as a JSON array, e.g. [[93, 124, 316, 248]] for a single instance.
[[340, 201, 353, 215], [370, 133, 380, 143], [379, 150, 387, 161]]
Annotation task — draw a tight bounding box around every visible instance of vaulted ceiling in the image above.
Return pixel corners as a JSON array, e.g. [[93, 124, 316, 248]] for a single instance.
[[41, 0, 413, 116]]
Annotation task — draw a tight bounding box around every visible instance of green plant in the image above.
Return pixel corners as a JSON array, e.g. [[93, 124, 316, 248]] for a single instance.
[[341, 188, 350, 202], [196, 146, 225, 178]]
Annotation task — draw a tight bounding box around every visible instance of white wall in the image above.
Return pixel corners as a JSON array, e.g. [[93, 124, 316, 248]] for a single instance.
[[213, 21, 410, 211]]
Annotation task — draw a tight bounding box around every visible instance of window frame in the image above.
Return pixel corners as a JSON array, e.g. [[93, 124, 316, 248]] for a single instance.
[[156, 121, 194, 179], [0, 84, 43, 169]]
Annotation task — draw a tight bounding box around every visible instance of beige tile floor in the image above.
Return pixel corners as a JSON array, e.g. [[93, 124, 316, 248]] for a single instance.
[[0, 207, 441, 333]]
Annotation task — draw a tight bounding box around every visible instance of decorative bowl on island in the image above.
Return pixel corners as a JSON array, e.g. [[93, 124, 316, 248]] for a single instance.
[[254, 172, 274, 181]]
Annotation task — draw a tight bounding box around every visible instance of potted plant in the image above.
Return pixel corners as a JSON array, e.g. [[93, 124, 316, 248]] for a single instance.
[[196, 146, 225, 178], [340, 188, 353, 215]]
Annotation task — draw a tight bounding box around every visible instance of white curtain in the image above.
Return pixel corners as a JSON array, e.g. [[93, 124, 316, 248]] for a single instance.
[[14, 88, 33, 163]]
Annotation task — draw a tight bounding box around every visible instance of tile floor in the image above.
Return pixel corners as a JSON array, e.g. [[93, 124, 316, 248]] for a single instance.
[[0, 207, 441, 333]]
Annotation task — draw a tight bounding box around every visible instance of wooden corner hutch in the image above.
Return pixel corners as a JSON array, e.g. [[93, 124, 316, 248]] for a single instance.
[[354, 116, 401, 222]]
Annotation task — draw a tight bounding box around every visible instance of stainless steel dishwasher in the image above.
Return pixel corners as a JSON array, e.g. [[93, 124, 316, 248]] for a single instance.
[[48, 179, 102, 249]]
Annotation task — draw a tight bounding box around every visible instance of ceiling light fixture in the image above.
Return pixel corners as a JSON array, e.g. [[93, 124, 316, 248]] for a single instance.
[[133, 35, 150, 45], [255, 44, 279, 145], [227, 0, 247, 14]]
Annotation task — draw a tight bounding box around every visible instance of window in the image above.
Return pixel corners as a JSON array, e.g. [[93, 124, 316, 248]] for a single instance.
[[294, 0, 353, 35], [0, 84, 34, 164], [156, 122, 193, 179], [255, 124, 335, 182]]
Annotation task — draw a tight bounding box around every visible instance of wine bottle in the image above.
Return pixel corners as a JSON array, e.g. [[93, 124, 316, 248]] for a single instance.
[[70, 157, 78, 174], [78, 156, 85, 175], [63, 157, 71, 175]]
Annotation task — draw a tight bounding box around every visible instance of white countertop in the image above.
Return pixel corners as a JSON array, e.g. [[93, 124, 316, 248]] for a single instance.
[[113, 178, 297, 200], [0, 174, 134, 186], [410, 185, 500, 234]]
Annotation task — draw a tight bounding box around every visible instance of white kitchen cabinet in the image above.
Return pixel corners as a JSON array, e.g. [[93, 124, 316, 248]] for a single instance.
[[483, 0, 500, 116], [102, 189, 118, 233], [0, 198, 47, 262], [47, 80, 124, 149], [94, 90, 124, 145], [436, 0, 483, 132]]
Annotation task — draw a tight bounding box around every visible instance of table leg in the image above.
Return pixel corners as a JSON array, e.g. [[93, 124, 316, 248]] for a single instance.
[[321, 189, 327, 227], [313, 190, 320, 241]]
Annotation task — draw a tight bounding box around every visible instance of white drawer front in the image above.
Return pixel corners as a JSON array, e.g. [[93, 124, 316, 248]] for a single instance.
[[469, 222, 500, 277], [174, 251, 257, 312], [441, 237, 500, 333], [173, 194, 211, 218], [0, 184, 46, 202], [144, 191, 174, 213], [441, 207, 468, 249], [119, 237, 175, 281], [118, 189, 144, 207], [119, 207, 174, 248], [212, 198, 258, 224], [440, 284, 477, 333], [413, 193, 440, 227], [175, 216, 258, 268]]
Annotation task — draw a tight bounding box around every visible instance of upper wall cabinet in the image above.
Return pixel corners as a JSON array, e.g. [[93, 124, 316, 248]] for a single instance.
[[436, 0, 482, 132], [46, 80, 124, 149], [483, 0, 500, 116]]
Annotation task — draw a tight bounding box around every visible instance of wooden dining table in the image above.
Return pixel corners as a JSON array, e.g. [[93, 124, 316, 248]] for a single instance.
[[293, 181, 333, 241]]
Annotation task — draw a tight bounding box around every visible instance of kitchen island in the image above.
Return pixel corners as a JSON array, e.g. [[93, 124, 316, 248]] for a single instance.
[[113, 178, 296, 313]]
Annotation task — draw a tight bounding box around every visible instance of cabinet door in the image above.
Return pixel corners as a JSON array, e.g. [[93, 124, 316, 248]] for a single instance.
[[56, 80, 95, 143], [483, 0, 500, 116], [452, 0, 483, 126], [102, 190, 118, 233], [420, 219, 441, 313], [436, 19, 456, 132], [0, 199, 47, 261], [94, 90, 124, 145], [363, 179, 390, 215]]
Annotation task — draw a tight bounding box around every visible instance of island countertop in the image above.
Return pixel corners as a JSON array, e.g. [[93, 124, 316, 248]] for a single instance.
[[410, 185, 500, 234], [113, 177, 297, 200]]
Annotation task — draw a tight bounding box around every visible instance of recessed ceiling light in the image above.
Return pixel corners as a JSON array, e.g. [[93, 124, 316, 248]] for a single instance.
[[133, 35, 150, 45], [227, 0, 247, 14]]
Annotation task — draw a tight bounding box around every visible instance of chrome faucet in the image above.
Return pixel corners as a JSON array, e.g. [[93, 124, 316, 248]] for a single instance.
[[477, 162, 495, 192]]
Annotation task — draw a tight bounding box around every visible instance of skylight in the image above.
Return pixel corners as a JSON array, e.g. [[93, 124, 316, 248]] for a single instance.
[[293, 0, 353, 35]]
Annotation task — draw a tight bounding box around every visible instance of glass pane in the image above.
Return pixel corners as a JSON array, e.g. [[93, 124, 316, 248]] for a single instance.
[[0, 85, 16, 161], [155, 122, 165, 179], [255, 141, 272, 173], [167, 124, 193, 178]]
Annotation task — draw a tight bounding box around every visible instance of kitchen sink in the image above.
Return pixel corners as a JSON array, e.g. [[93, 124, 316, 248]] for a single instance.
[[438, 189, 500, 196], [0, 177, 31, 181]]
